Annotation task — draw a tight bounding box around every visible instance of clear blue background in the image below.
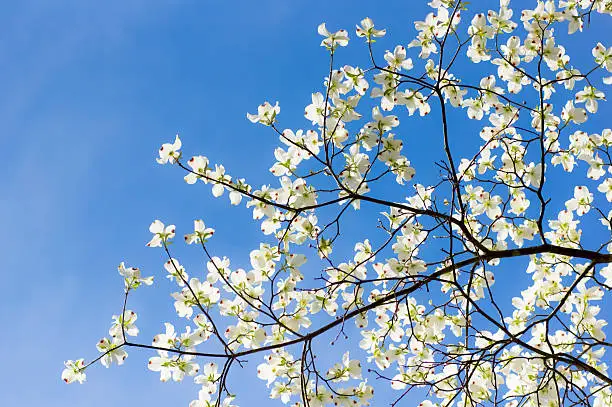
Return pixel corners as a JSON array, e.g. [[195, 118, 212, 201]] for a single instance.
[[1, 1, 609, 406]]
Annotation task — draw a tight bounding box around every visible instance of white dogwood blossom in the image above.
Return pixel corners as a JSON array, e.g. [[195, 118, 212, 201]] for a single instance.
[[157, 134, 182, 165], [62, 359, 86, 384], [146, 220, 176, 248]]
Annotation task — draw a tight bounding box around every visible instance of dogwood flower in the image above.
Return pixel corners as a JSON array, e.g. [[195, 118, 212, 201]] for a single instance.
[[173, 278, 221, 317], [593, 42, 612, 72], [194, 362, 221, 396], [146, 220, 175, 247], [164, 258, 188, 286], [561, 100, 587, 123], [384, 46, 413, 71], [574, 85, 606, 114], [355, 17, 386, 42], [118, 262, 153, 290], [247, 101, 280, 126], [565, 186, 593, 215], [598, 178, 612, 201], [156, 134, 181, 165], [61, 359, 86, 384], [184, 155, 210, 184], [109, 310, 139, 339], [96, 337, 128, 367], [326, 352, 362, 382], [148, 354, 199, 382], [318, 23, 349, 51], [185, 220, 215, 245]]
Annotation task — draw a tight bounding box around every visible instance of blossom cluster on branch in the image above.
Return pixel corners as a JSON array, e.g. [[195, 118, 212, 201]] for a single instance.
[[64, 1, 612, 406]]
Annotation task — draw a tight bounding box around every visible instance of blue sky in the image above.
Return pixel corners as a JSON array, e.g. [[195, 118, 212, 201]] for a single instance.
[[1, 1, 610, 406]]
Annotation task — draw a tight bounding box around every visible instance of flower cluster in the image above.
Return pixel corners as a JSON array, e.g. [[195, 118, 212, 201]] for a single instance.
[[65, 1, 612, 407]]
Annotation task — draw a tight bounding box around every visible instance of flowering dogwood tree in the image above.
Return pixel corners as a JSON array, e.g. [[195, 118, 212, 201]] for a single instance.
[[63, 1, 612, 406]]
